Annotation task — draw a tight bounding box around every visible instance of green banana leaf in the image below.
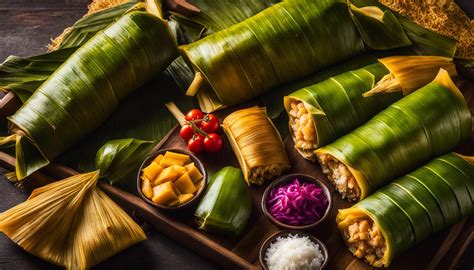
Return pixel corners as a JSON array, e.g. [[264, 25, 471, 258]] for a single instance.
[[378, 185, 432, 243], [0, 1, 145, 102], [438, 155, 474, 201], [195, 166, 252, 237], [0, 48, 76, 103], [317, 70, 471, 200], [351, 192, 416, 261], [258, 0, 457, 119], [408, 174, 461, 225], [170, 0, 277, 39], [180, 0, 415, 110], [337, 153, 474, 267], [262, 54, 381, 119], [348, 4, 412, 50], [1, 11, 178, 180], [95, 138, 156, 185], [352, 0, 457, 57], [166, 0, 281, 97], [411, 162, 472, 218], [391, 180, 445, 232], [284, 62, 402, 159]]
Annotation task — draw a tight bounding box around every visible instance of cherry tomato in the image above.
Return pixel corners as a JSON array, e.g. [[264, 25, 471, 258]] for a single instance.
[[185, 109, 204, 121], [188, 134, 204, 153], [201, 114, 220, 133], [179, 124, 194, 141], [204, 133, 223, 152]]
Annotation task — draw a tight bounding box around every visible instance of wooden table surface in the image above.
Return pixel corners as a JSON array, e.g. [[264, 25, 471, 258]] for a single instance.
[[0, 0, 472, 269]]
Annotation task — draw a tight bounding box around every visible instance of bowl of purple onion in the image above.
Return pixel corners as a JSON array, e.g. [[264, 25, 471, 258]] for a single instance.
[[261, 174, 332, 230]]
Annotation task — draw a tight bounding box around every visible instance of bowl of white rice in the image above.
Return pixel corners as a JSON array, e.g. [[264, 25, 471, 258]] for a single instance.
[[259, 230, 328, 270]]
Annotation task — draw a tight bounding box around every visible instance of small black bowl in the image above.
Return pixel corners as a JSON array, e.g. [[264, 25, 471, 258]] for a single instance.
[[259, 230, 328, 269], [137, 148, 207, 211], [261, 173, 332, 230]]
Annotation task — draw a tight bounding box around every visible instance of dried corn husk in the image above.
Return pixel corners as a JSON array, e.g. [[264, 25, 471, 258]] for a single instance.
[[0, 171, 146, 269], [222, 107, 290, 185], [364, 55, 456, 96]]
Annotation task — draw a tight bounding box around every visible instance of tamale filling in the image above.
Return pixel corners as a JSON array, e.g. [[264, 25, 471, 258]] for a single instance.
[[288, 99, 317, 159], [317, 153, 361, 201], [342, 216, 387, 268]]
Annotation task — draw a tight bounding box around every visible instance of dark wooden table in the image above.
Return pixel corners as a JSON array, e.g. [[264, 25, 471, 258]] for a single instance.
[[0, 1, 217, 269], [0, 1, 473, 269]]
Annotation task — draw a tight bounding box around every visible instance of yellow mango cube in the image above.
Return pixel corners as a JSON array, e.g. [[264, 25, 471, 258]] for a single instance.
[[152, 182, 178, 205], [154, 166, 179, 185], [141, 178, 153, 199], [184, 162, 203, 183], [141, 161, 162, 181], [159, 151, 191, 167], [171, 165, 187, 176], [174, 173, 197, 194], [178, 194, 194, 204], [154, 154, 164, 164]]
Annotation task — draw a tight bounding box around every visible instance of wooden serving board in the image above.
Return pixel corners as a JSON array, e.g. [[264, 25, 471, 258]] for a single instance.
[[0, 68, 473, 269]]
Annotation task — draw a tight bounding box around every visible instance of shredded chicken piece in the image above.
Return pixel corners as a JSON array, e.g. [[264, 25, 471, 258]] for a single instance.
[[288, 99, 318, 159], [343, 218, 386, 267], [317, 153, 360, 201], [249, 163, 285, 185]]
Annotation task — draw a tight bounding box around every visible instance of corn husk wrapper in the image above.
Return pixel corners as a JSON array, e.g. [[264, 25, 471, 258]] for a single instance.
[[316, 69, 471, 200], [0, 11, 178, 180], [285, 55, 456, 160], [222, 107, 290, 185], [181, 0, 414, 112], [337, 153, 474, 267], [0, 171, 146, 269]]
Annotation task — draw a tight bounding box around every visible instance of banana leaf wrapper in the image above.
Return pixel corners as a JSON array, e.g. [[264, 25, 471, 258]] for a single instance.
[[181, 0, 413, 111], [316, 69, 471, 201], [337, 153, 474, 267], [194, 166, 252, 237], [285, 56, 456, 160], [222, 107, 290, 185], [1, 11, 179, 180]]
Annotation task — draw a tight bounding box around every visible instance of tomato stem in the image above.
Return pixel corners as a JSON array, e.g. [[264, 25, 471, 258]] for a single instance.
[[188, 120, 209, 137]]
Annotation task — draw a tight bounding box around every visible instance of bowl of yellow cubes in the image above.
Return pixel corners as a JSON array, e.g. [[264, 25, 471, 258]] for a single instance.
[[137, 149, 207, 210]]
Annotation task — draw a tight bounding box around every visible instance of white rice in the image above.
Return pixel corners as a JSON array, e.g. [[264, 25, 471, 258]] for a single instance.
[[265, 234, 325, 270]]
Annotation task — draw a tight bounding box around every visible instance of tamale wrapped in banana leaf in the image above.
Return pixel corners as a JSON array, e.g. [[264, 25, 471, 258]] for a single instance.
[[181, 0, 415, 112], [337, 153, 474, 267], [222, 107, 290, 185], [316, 69, 471, 201], [0, 11, 178, 180], [285, 56, 456, 160], [0, 171, 146, 269]]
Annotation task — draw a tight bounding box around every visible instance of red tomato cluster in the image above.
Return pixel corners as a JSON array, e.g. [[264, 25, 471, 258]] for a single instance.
[[179, 109, 223, 153]]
